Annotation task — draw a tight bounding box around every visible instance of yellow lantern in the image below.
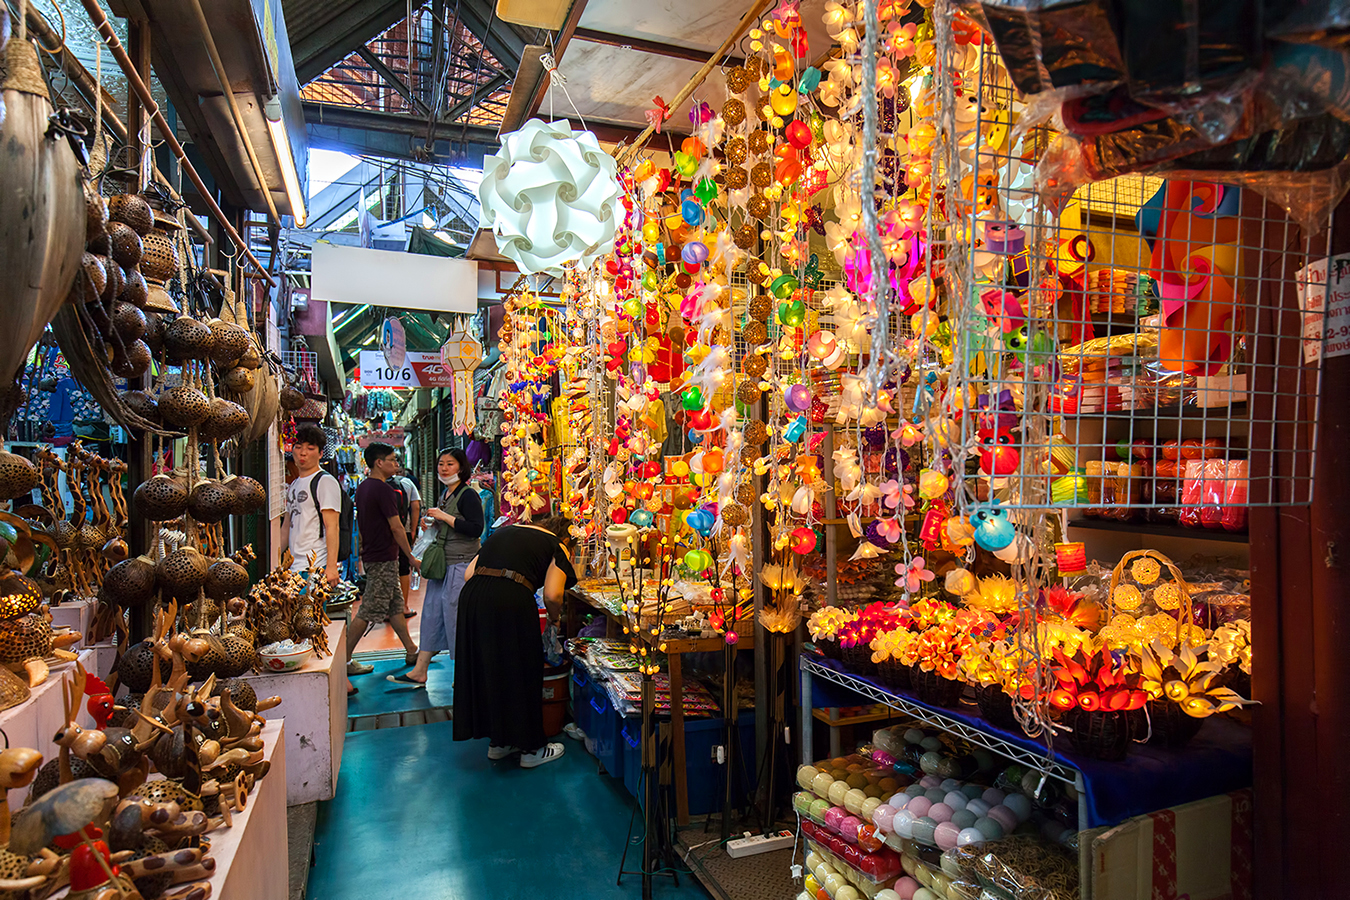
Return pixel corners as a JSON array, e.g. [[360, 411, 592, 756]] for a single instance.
[[770, 84, 799, 117]]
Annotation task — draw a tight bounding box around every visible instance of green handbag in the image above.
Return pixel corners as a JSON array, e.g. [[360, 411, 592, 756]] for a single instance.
[[418, 486, 462, 581]]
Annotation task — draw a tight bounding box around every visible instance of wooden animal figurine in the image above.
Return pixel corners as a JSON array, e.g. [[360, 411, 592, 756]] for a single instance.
[[0, 607, 80, 685], [0, 746, 43, 845]]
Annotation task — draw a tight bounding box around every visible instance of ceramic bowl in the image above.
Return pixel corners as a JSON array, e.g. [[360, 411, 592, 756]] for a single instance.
[[258, 645, 313, 672]]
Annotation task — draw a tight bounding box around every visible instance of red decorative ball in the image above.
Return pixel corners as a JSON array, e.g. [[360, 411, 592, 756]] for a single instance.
[[786, 119, 813, 149]]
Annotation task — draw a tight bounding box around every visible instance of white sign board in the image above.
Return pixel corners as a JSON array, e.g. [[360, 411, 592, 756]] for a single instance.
[[359, 350, 457, 388], [1296, 252, 1350, 363], [311, 242, 478, 313]]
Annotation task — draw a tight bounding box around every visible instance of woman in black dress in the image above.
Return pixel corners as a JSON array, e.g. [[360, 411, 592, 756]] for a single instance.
[[453, 516, 577, 767]]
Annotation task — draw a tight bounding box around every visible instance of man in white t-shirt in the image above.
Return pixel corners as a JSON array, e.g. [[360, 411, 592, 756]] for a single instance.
[[280, 423, 341, 588]]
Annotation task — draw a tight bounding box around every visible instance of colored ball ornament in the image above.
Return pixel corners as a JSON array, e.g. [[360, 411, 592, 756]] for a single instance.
[[743, 354, 768, 378], [681, 197, 704, 226], [786, 119, 813, 149], [725, 167, 748, 191], [673, 150, 699, 177], [629, 509, 654, 528], [751, 162, 774, 188], [747, 193, 771, 220], [748, 129, 771, 155], [683, 549, 713, 571], [642, 221, 660, 244], [917, 469, 948, 500], [702, 447, 724, 474], [778, 299, 806, 327], [640, 270, 659, 291], [980, 434, 1020, 476], [693, 177, 718, 204], [682, 241, 709, 265], [1050, 472, 1089, 504], [770, 274, 800, 299], [623, 297, 643, 317], [722, 99, 747, 127], [770, 83, 799, 116], [681, 386, 703, 410], [725, 631, 739, 645], [806, 330, 837, 360], [971, 504, 1015, 551], [786, 383, 812, 413], [791, 527, 818, 554], [686, 509, 716, 537]]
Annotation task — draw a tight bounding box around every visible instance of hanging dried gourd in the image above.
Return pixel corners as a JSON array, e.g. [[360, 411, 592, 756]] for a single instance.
[[0, 33, 85, 417]]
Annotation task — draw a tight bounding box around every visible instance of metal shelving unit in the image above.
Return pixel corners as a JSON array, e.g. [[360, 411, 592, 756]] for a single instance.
[[799, 656, 1093, 900]]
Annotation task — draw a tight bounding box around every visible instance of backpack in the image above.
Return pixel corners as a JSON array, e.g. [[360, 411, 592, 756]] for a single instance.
[[311, 473, 355, 562], [389, 476, 413, 526]]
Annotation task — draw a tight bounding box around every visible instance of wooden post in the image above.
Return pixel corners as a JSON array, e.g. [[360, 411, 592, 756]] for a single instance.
[[1248, 196, 1348, 897]]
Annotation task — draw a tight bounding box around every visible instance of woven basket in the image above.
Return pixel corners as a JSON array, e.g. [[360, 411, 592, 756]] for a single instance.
[[1064, 707, 1133, 761], [877, 657, 912, 690], [841, 643, 876, 675], [1140, 699, 1205, 749], [814, 638, 843, 661], [975, 683, 1020, 732], [1107, 549, 1197, 641], [909, 663, 964, 708]]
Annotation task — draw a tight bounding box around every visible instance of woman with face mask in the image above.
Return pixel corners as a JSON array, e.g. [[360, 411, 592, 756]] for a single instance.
[[388, 448, 483, 686]]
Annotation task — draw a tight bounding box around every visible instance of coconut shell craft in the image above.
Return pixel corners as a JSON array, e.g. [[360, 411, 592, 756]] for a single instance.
[[133, 474, 189, 521], [0, 37, 85, 420], [156, 546, 209, 598], [186, 480, 235, 525]]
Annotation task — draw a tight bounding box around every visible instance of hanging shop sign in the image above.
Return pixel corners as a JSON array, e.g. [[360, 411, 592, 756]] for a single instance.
[[380, 316, 407, 368], [359, 350, 456, 389], [357, 427, 407, 448], [1297, 252, 1350, 363]]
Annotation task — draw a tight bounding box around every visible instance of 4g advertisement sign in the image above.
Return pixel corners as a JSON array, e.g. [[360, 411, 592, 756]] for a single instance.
[[358, 350, 456, 388]]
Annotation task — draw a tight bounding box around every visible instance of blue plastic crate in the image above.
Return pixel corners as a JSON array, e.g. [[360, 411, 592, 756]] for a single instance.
[[621, 720, 643, 798], [683, 711, 757, 817], [570, 667, 593, 738], [590, 691, 624, 780]]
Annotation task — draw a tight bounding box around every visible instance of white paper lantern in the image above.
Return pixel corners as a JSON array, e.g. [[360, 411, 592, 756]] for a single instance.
[[478, 119, 621, 275]]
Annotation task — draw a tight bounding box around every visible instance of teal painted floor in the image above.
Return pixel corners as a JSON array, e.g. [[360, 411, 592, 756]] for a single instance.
[[347, 657, 454, 716], [307, 718, 712, 899]]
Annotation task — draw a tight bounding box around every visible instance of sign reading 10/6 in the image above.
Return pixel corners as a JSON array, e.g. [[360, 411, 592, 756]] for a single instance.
[[358, 350, 455, 388]]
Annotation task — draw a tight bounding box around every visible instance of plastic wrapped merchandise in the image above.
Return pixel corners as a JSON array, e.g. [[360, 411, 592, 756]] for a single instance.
[[969, 835, 1080, 900], [968, 0, 1127, 96], [1120, 0, 1264, 105], [1267, 0, 1350, 47]]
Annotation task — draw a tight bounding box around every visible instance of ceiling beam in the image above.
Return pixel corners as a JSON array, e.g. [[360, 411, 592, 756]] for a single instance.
[[457, 0, 526, 72], [443, 72, 511, 124], [304, 101, 500, 165], [524, 0, 588, 121], [293, 0, 410, 84], [355, 46, 432, 117], [572, 27, 747, 68]]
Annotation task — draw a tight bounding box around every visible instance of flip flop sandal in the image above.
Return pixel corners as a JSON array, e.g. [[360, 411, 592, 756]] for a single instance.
[[387, 674, 426, 687]]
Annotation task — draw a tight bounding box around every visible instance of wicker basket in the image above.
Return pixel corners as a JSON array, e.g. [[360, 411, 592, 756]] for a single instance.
[[1139, 699, 1206, 749], [814, 638, 843, 661], [877, 657, 912, 690], [975, 683, 1020, 732], [841, 643, 876, 675], [909, 663, 964, 708], [1064, 708, 1134, 761]]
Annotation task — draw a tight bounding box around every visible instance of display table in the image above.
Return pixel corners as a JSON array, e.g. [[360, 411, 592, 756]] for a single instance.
[[48, 598, 95, 650], [198, 720, 288, 900], [0, 649, 96, 811], [239, 621, 346, 805], [567, 588, 754, 825]]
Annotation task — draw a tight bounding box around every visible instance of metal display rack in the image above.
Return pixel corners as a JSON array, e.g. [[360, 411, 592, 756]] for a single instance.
[[799, 656, 1092, 900]]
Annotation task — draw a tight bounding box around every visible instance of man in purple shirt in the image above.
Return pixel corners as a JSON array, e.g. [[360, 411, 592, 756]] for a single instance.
[[344, 442, 420, 694]]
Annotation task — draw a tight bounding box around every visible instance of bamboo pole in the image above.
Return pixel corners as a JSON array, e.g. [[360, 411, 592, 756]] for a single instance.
[[613, 0, 777, 168], [76, 0, 276, 286]]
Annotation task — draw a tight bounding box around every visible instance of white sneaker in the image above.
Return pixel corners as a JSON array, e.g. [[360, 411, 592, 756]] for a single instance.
[[520, 742, 565, 768], [563, 723, 586, 741], [487, 744, 519, 760]]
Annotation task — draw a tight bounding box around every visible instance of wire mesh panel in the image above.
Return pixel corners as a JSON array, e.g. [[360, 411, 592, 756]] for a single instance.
[[280, 349, 321, 395], [939, 40, 1332, 515]]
